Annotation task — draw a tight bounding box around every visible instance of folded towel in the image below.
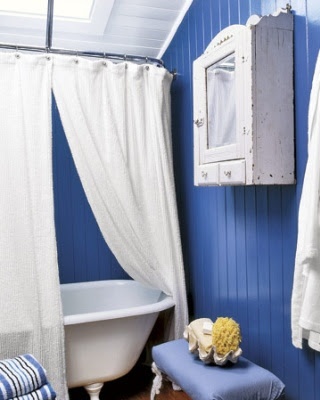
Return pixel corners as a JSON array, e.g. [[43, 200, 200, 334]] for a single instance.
[[0, 355, 49, 400], [11, 383, 56, 400]]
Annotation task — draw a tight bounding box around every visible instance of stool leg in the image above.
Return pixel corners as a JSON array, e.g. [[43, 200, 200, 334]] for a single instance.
[[151, 362, 163, 400], [171, 381, 182, 391]]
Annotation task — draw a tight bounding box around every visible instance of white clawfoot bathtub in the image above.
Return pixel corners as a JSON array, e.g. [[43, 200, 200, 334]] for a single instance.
[[60, 280, 174, 400]]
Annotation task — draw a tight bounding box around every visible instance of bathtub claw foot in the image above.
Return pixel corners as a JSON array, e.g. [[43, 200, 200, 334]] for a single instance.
[[84, 382, 104, 400]]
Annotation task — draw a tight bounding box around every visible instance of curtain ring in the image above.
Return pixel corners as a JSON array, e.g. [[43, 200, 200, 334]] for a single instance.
[[45, 47, 51, 60], [15, 46, 20, 59]]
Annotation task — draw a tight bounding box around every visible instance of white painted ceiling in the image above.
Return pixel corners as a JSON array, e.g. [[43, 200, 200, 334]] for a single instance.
[[0, 0, 193, 60]]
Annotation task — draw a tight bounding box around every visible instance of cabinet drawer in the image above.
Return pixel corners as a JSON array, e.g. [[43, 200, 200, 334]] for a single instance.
[[195, 163, 219, 186], [219, 160, 246, 185]]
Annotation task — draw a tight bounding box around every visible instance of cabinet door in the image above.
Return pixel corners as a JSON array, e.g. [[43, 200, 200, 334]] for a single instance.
[[193, 25, 247, 187]]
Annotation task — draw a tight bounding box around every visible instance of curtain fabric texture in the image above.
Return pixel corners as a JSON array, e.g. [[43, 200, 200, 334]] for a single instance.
[[52, 56, 188, 338], [291, 51, 320, 351], [0, 53, 68, 398]]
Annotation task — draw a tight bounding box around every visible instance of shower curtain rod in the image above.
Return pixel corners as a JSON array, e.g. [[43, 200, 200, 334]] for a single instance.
[[0, 0, 165, 68], [0, 42, 165, 66]]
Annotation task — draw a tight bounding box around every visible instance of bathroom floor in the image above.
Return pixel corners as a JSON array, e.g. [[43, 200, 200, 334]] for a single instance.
[[68, 362, 191, 400]]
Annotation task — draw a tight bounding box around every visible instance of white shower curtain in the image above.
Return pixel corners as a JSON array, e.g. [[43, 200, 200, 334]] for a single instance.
[[52, 56, 188, 338], [292, 51, 320, 351], [0, 53, 68, 398]]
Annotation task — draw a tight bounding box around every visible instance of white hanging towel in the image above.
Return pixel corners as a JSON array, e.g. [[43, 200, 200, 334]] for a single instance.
[[292, 51, 320, 351]]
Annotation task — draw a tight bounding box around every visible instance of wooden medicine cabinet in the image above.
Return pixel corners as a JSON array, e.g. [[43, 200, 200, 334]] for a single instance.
[[193, 8, 294, 186]]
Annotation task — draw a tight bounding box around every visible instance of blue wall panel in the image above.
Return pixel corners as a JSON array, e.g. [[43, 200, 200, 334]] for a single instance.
[[162, 0, 320, 399]]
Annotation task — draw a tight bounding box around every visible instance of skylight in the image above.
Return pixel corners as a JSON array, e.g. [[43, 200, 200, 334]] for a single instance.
[[55, 0, 94, 20], [0, 0, 94, 20], [0, 0, 47, 16]]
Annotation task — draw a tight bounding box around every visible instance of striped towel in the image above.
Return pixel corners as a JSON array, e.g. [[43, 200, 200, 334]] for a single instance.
[[0, 355, 56, 400], [11, 383, 56, 400]]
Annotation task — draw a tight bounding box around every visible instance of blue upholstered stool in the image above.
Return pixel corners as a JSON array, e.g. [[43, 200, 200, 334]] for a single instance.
[[151, 339, 285, 400]]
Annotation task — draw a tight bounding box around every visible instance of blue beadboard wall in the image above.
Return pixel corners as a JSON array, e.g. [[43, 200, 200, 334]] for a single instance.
[[161, 0, 320, 399]]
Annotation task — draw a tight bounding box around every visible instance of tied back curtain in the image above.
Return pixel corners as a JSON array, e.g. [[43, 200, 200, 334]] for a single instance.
[[0, 53, 68, 398], [52, 56, 188, 338]]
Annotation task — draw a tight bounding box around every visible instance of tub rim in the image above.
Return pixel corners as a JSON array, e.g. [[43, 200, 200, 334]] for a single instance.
[[61, 279, 175, 326]]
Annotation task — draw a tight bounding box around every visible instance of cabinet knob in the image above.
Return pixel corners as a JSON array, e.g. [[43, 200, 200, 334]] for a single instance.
[[194, 118, 204, 127]]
